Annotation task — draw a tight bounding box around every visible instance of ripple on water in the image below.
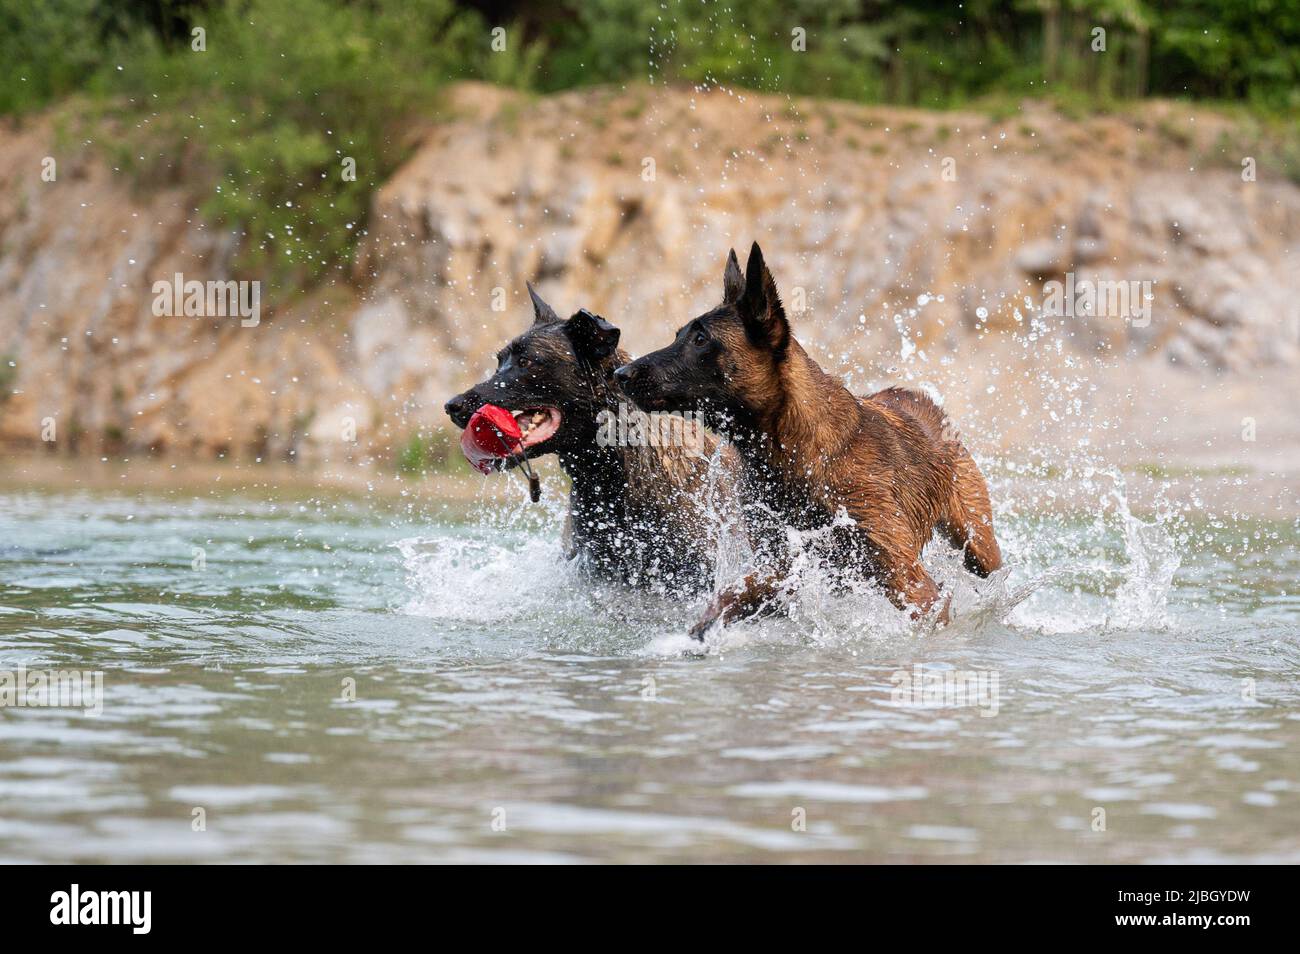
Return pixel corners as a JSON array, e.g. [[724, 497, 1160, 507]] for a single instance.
[[0, 490, 1297, 862]]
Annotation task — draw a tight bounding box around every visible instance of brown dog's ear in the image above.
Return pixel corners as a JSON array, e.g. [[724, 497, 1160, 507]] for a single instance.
[[738, 241, 789, 355], [564, 308, 621, 363], [722, 248, 744, 303], [527, 282, 561, 325]]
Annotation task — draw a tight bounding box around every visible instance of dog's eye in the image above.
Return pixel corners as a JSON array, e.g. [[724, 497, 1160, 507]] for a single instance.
[[693, 330, 708, 347], [517, 355, 532, 369]]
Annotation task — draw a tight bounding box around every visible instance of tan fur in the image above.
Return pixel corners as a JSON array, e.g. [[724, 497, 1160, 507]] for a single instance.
[[617, 375, 735, 565], [692, 258, 1000, 631]]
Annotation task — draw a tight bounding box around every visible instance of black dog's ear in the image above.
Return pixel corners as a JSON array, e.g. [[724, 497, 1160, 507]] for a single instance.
[[722, 248, 744, 303], [565, 308, 621, 362], [738, 241, 789, 355], [527, 282, 561, 325]]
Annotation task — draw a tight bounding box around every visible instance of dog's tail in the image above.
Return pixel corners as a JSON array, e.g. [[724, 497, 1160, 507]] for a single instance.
[[872, 387, 1002, 577]]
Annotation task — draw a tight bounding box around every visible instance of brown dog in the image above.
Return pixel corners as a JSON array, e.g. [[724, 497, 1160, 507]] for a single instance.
[[615, 243, 1001, 637]]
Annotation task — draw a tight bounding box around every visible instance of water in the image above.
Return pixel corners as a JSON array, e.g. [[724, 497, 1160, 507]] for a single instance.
[[1, 478, 1297, 863]]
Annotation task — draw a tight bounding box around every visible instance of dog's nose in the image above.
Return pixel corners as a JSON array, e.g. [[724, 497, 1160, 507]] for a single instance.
[[613, 364, 636, 387], [444, 394, 471, 425]]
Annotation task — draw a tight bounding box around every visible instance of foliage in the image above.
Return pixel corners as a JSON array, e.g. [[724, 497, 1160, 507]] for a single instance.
[[3, 0, 1298, 295], [0, 0, 106, 114], [396, 429, 456, 476], [531, 0, 1300, 110], [90, 0, 483, 294]]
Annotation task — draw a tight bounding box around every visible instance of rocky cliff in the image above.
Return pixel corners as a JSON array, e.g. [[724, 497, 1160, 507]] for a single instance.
[[3, 83, 1298, 465]]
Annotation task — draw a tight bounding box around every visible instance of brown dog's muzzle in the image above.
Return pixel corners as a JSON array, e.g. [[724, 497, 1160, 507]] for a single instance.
[[614, 361, 672, 412]]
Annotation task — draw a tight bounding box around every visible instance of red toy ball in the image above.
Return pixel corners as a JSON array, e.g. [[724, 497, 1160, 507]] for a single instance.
[[460, 404, 523, 474]]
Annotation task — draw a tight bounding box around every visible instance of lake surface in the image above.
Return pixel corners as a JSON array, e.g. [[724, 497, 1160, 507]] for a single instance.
[[1, 477, 1297, 863]]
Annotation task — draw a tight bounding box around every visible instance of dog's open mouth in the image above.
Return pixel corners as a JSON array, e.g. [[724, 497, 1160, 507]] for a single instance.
[[512, 407, 562, 449]]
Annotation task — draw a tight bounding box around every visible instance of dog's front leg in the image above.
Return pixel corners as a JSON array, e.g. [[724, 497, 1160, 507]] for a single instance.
[[689, 570, 785, 640], [881, 560, 951, 625]]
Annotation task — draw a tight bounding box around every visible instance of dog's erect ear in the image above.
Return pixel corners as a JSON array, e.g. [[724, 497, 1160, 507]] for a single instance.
[[722, 248, 744, 304], [527, 282, 561, 325], [564, 308, 621, 363], [738, 241, 789, 354]]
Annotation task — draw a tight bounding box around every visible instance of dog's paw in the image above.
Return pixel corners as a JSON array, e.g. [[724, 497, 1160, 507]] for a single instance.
[[688, 609, 721, 642], [936, 592, 953, 626]]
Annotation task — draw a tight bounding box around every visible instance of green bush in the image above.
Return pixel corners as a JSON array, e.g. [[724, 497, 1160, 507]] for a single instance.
[[0, 354, 16, 406], [539, 0, 893, 100], [91, 0, 485, 296], [397, 429, 457, 476], [0, 0, 105, 115]]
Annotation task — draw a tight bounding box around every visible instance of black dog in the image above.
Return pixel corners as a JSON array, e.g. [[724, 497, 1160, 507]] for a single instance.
[[446, 285, 737, 592]]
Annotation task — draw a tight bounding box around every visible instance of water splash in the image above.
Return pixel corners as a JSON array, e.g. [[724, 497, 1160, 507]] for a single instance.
[[1002, 472, 1182, 635], [1109, 477, 1181, 630], [396, 531, 575, 624]]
